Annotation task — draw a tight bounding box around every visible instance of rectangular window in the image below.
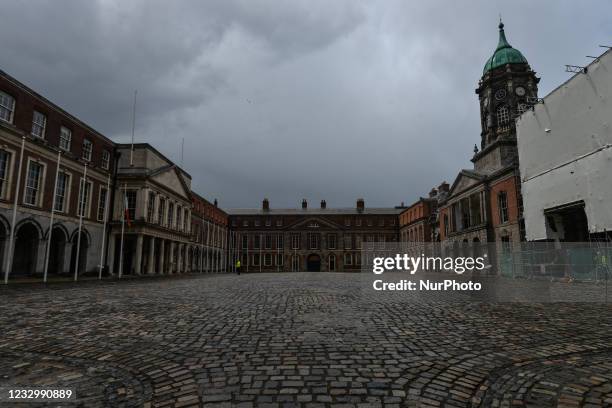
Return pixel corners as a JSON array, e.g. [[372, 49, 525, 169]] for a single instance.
[[276, 254, 283, 266], [0, 91, 15, 123], [176, 205, 182, 231], [254, 235, 261, 250], [97, 187, 108, 221], [276, 219, 282, 227], [264, 253, 272, 266], [277, 234, 284, 249], [25, 161, 43, 206], [0, 150, 11, 199], [82, 139, 92, 161], [344, 253, 352, 265], [101, 150, 110, 170], [167, 202, 174, 227], [77, 179, 92, 217], [158, 198, 165, 225], [498, 191, 509, 223], [265, 218, 271, 227], [59, 127, 72, 151], [125, 190, 137, 221], [147, 191, 155, 222], [355, 235, 362, 250], [253, 254, 260, 266], [344, 235, 352, 250], [327, 234, 336, 249], [309, 233, 319, 250], [291, 234, 300, 249], [265, 234, 272, 249], [54, 172, 69, 212], [242, 235, 248, 249], [344, 218, 351, 227], [31, 111, 46, 138], [254, 219, 261, 227], [183, 209, 188, 232]]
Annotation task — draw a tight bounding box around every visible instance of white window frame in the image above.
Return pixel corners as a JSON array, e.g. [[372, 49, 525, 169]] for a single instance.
[[327, 234, 336, 249], [0, 91, 15, 124], [77, 177, 93, 218], [0, 148, 15, 200], [97, 186, 108, 222], [101, 150, 110, 170], [23, 158, 46, 207], [344, 253, 352, 266], [497, 105, 510, 126], [54, 171, 71, 213], [31, 110, 47, 138], [59, 126, 72, 151], [264, 253, 272, 266], [82, 139, 93, 161], [291, 234, 300, 250]]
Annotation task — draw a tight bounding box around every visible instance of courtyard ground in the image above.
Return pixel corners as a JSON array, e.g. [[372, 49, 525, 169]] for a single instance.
[[0, 272, 611, 407]]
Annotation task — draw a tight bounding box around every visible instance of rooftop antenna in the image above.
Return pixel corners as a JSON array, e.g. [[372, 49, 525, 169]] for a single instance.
[[181, 137, 184, 168], [129, 89, 137, 167]]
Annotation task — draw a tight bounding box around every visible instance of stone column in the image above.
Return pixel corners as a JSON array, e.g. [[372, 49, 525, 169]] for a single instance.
[[147, 237, 155, 274], [159, 239, 166, 275], [177, 243, 183, 273], [169, 241, 175, 274], [134, 234, 144, 275], [107, 234, 116, 275]]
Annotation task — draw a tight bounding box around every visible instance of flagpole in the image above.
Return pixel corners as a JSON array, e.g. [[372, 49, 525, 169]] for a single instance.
[[205, 219, 210, 272], [4, 136, 26, 284], [259, 233, 262, 273], [129, 90, 137, 167], [246, 233, 249, 273], [118, 184, 126, 278], [73, 163, 87, 281], [43, 150, 61, 283], [98, 173, 111, 280]]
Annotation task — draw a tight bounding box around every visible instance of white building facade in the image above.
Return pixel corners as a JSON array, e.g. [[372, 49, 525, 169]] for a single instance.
[[517, 49, 612, 241]]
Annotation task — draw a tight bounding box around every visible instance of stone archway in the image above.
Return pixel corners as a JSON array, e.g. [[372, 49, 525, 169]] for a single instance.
[[306, 254, 321, 272], [13, 221, 41, 276], [48, 226, 69, 276]]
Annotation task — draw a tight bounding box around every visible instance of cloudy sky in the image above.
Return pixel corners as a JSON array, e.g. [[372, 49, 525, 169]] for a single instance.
[[1, 1, 609, 209]]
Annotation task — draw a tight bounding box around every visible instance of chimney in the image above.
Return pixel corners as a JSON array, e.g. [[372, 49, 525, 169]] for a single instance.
[[429, 188, 438, 198], [320, 200, 326, 209], [438, 182, 450, 193], [262, 198, 270, 211], [302, 199, 307, 209], [356, 198, 365, 212], [214, 198, 218, 207]]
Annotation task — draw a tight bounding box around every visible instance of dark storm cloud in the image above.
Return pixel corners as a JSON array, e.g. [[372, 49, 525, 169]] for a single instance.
[[1, 1, 609, 208]]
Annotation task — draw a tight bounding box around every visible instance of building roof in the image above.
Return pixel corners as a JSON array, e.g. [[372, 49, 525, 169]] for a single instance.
[[226, 207, 404, 216], [483, 21, 529, 74]]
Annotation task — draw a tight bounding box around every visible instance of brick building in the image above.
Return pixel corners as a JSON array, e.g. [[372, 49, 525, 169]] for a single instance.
[[190, 193, 229, 273], [399, 196, 437, 245], [0, 70, 116, 279], [438, 20, 537, 265], [228, 198, 401, 272]]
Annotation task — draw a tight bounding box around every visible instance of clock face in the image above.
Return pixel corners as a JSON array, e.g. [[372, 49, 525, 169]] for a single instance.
[[515, 86, 526, 96], [495, 89, 507, 100]]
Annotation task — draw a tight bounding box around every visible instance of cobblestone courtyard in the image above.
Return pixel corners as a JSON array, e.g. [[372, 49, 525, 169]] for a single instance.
[[1, 273, 611, 407]]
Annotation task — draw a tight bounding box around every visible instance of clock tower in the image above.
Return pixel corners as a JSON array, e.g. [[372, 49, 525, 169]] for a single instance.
[[472, 20, 539, 174]]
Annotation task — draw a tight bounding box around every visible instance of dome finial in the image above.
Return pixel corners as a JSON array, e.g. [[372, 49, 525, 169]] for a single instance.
[[499, 14, 504, 29]]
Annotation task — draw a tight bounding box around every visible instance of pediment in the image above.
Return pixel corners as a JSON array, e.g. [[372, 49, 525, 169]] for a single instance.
[[287, 216, 343, 231], [448, 170, 485, 197], [150, 167, 191, 200]]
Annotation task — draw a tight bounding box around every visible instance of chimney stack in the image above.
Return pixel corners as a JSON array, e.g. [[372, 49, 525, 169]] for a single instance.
[[438, 181, 450, 193], [262, 198, 269, 211], [320, 200, 326, 209], [356, 198, 365, 212], [302, 199, 307, 209], [429, 188, 438, 198], [214, 198, 218, 207]]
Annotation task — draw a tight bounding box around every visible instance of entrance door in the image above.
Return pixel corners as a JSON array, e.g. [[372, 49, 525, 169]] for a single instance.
[[306, 254, 321, 272]]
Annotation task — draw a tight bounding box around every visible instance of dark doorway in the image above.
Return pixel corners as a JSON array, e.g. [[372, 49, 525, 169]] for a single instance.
[[13, 222, 39, 276], [48, 227, 67, 275], [545, 202, 589, 242], [69, 231, 89, 277], [306, 254, 321, 272]]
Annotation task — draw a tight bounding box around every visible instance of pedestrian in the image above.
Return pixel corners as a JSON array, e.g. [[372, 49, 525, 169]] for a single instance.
[[236, 259, 241, 275]]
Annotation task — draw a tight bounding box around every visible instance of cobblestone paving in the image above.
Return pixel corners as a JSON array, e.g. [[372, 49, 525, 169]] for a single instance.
[[0, 273, 611, 407]]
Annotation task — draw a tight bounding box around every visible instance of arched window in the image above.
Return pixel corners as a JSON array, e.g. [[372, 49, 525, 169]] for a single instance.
[[497, 105, 509, 127]]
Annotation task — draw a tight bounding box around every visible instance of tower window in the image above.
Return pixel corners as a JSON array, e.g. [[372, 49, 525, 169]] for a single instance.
[[497, 106, 509, 127]]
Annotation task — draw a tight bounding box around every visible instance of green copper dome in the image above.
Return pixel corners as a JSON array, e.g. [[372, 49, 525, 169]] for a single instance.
[[483, 21, 528, 74]]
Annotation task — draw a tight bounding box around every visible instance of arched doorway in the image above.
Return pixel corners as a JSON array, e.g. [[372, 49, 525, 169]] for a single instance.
[[48, 226, 68, 276], [69, 231, 89, 277], [328, 254, 336, 272], [306, 254, 321, 272], [13, 222, 41, 276]]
